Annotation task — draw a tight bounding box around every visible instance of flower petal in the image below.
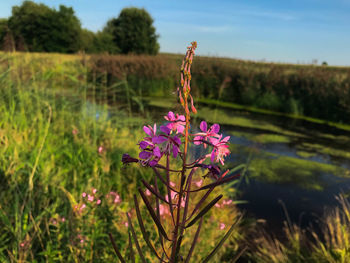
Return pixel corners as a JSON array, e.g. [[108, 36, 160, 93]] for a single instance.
[[200, 121, 207, 132], [139, 151, 152, 159], [160, 125, 171, 135], [143, 126, 152, 136]]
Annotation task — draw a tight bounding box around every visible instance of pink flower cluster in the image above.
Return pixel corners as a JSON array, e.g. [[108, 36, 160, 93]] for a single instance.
[[124, 112, 231, 168], [194, 121, 230, 165], [74, 187, 102, 215], [215, 199, 234, 208], [106, 191, 122, 204]]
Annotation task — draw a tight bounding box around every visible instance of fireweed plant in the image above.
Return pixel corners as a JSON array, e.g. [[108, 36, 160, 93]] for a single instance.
[[112, 42, 240, 262]]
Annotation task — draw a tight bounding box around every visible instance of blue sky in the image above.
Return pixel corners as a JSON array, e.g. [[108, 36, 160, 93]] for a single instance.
[[1, 0, 349, 66]]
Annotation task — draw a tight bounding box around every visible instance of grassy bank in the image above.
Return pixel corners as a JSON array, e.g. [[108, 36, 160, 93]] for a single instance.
[[90, 53, 350, 124], [0, 52, 246, 262]]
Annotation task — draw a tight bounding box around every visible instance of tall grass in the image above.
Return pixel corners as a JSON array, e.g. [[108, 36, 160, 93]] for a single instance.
[[0, 52, 244, 262]]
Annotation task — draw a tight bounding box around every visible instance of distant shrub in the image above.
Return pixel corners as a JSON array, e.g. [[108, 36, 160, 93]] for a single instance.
[[104, 7, 159, 55]]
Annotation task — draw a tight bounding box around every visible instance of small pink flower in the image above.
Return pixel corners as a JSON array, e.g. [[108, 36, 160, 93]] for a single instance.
[[215, 203, 221, 208], [164, 111, 186, 134], [170, 181, 176, 187], [80, 204, 86, 211], [20, 242, 25, 247], [92, 188, 97, 194], [219, 223, 226, 230], [87, 195, 94, 202], [61, 217, 66, 222], [98, 146, 104, 154], [82, 192, 87, 198], [72, 129, 78, 135], [223, 199, 233, 206], [210, 135, 230, 165], [80, 239, 84, 243], [145, 189, 151, 196], [96, 199, 101, 205], [195, 179, 203, 187], [124, 222, 129, 227]]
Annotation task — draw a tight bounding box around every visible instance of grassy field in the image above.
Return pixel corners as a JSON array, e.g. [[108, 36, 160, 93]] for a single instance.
[[1, 51, 350, 262]]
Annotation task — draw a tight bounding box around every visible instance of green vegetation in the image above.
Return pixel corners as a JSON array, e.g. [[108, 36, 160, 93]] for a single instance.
[[251, 195, 350, 263], [104, 7, 159, 55], [0, 52, 246, 262], [90, 53, 350, 124], [0, 1, 159, 55], [1, 51, 350, 262]]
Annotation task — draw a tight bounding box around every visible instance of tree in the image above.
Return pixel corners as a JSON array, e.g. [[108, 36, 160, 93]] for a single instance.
[[105, 7, 159, 55], [80, 29, 120, 54], [8, 1, 82, 53], [0, 19, 15, 51]]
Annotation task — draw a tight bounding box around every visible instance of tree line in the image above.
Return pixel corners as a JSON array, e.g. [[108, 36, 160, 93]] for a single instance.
[[0, 1, 159, 55]]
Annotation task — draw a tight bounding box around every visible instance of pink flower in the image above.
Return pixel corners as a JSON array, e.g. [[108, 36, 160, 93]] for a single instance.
[[194, 121, 220, 148], [164, 111, 186, 134], [61, 217, 66, 222], [215, 203, 221, 208], [96, 199, 101, 205], [219, 223, 226, 230], [92, 188, 97, 194], [108, 192, 121, 204], [159, 126, 181, 158], [72, 129, 78, 135], [139, 124, 165, 166], [98, 146, 104, 154], [195, 179, 203, 187], [145, 189, 151, 196], [20, 242, 25, 247], [82, 192, 87, 198], [87, 195, 94, 202], [210, 135, 230, 165], [124, 222, 129, 227], [158, 204, 169, 216], [170, 181, 176, 187]]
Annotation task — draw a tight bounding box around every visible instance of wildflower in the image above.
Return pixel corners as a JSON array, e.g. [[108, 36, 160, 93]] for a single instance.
[[219, 223, 226, 230], [98, 146, 104, 154], [145, 189, 151, 196], [139, 124, 165, 166], [82, 192, 87, 198], [87, 195, 94, 202], [92, 188, 97, 194], [195, 179, 203, 187], [72, 129, 78, 135], [159, 125, 181, 158], [108, 191, 121, 204], [194, 121, 220, 148], [210, 135, 230, 165], [164, 111, 186, 134], [96, 199, 101, 205], [61, 217, 66, 222]]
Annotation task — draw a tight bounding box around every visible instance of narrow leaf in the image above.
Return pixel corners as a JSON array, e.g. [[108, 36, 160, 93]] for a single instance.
[[142, 179, 169, 204], [188, 188, 214, 221], [186, 195, 223, 228], [201, 215, 242, 263], [138, 188, 170, 241], [152, 167, 179, 193], [108, 233, 126, 263], [185, 217, 203, 263], [128, 231, 135, 263], [127, 213, 147, 263], [133, 195, 163, 261]]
